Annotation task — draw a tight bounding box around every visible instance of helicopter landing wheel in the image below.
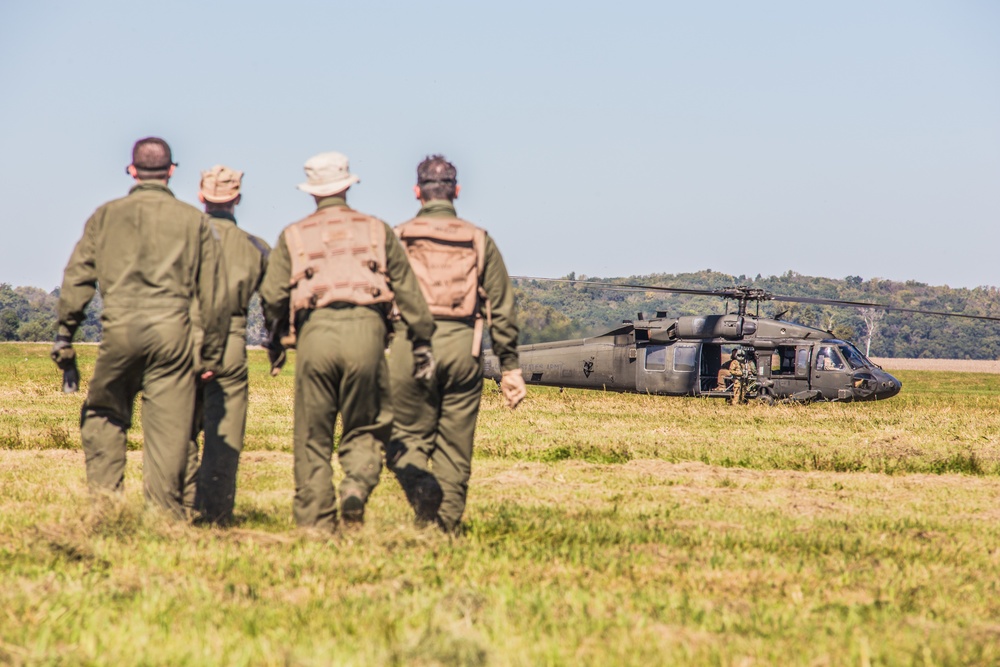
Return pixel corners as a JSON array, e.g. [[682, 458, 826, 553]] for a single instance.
[[756, 388, 775, 406]]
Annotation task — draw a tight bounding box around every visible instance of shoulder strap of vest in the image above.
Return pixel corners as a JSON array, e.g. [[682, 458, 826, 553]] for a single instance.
[[394, 216, 427, 242], [396, 215, 477, 239]]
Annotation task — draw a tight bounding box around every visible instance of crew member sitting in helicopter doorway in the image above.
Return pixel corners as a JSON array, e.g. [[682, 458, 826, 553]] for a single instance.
[[716, 349, 737, 391]]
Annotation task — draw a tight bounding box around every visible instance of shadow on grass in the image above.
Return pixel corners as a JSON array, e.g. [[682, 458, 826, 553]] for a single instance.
[[929, 451, 988, 475], [538, 444, 632, 464], [230, 505, 293, 531]]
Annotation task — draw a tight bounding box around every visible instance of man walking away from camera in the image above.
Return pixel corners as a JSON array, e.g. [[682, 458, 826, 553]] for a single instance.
[[184, 165, 269, 524], [387, 154, 525, 533], [53, 137, 229, 518], [260, 151, 435, 531]]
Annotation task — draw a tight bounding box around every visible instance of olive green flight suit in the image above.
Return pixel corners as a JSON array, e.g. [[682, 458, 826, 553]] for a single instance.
[[58, 182, 229, 518], [730, 358, 746, 404], [260, 197, 435, 531], [387, 200, 520, 532], [183, 211, 269, 523]]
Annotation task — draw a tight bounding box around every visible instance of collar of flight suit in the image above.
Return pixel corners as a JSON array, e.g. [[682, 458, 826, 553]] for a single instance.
[[417, 199, 458, 219], [208, 210, 237, 225], [128, 181, 175, 197], [315, 196, 349, 211]]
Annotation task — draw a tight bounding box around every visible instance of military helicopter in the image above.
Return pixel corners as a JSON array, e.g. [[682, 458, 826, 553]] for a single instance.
[[483, 277, 1000, 403]]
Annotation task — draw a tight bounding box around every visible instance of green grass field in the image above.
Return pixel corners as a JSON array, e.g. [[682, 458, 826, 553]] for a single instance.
[[3, 344, 1000, 666]]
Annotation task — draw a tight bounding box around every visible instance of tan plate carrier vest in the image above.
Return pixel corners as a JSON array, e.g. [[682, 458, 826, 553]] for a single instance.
[[282, 207, 394, 347], [395, 216, 490, 356]]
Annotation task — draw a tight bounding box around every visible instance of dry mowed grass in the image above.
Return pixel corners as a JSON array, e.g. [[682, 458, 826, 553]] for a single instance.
[[3, 344, 1000, 665], [873, 357, 1000, 374]]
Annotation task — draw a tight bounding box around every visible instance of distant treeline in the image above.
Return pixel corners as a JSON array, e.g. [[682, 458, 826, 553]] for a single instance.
[[6, 270, 1000, 358], [514, 270, 1000, 359], [0, 284, 266, 346]]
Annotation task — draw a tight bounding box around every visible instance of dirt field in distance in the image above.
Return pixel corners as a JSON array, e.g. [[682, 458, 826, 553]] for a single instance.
[[872, 357, 1000, 373]]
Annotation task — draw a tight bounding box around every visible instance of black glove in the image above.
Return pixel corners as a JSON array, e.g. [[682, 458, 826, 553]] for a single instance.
[[411, 343, 436, 381], [51, 335, 79, 394], [62, 362, 80, 394], [266, 317, 291, 377], [267, 342, 287, 377]]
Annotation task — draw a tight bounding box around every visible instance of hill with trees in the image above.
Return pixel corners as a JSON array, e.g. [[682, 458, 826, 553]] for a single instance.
[[0, 284, 266, 346], [5, 270, 1000, 359]]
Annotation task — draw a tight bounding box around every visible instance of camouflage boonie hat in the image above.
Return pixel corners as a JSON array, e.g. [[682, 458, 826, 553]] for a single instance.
[[200, 165, 243, 203]]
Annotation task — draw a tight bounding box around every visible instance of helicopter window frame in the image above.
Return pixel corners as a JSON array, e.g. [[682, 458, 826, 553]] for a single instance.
[[815, 345, 846, 371], [673, 345, 698, 373], [795, 348, 810, 376], [838, 343, 872, 370], [644, 344, 667, 372]]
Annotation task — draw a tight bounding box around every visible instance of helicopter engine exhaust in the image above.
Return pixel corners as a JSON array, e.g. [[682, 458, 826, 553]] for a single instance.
[[674, 314, 756, 340]]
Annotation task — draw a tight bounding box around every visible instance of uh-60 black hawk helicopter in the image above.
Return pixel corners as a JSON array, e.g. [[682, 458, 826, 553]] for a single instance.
[[483, 277, 1000, 404]]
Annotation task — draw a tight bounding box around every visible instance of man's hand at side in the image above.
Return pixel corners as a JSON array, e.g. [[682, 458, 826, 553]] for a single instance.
[[500, 368, 526, 409], [412, 343, 436, 381], [51, 335, 79, 393]]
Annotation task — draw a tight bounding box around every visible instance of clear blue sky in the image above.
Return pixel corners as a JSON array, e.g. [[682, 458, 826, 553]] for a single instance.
[[2, 1, 998, 291]]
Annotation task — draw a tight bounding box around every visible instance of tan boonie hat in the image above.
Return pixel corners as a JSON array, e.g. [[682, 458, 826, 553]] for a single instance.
[[297, 151, 360, 196], [200, 165, 243, 203]]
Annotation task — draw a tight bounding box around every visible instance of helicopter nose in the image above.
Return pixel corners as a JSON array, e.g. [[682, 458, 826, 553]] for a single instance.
[[878, 375, 902, 399]]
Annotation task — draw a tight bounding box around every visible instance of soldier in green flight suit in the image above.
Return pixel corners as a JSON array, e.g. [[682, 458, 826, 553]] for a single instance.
[[260, 151, 436, 531], [729, 347, 758, 405], [53, 137, 229, 518], [183, 165, 270, 524], [729, 348, 747, 404], [387, 155, 525, 533]]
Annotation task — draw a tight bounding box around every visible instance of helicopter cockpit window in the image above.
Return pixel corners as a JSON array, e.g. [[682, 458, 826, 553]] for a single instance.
[[815, 346, 845, 371], [645, 345, 667, 371], [838, 343, 872, 370], [673, 345, 697, 372]]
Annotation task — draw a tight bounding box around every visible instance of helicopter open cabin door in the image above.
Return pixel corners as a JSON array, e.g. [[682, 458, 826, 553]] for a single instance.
[[767, 345, 812, 397], [636, 343, 700, 395]]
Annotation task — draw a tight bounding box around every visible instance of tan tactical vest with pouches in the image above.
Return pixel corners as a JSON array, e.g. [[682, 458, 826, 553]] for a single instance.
[[395, 217, 487, 320], [282, 207, 393, 345], [395, 216, 491, 356]]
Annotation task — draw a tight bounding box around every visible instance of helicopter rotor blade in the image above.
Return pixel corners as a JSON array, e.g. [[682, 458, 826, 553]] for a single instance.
[[512, 276, 1000, 323], [765, 294, 1000, 322]]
